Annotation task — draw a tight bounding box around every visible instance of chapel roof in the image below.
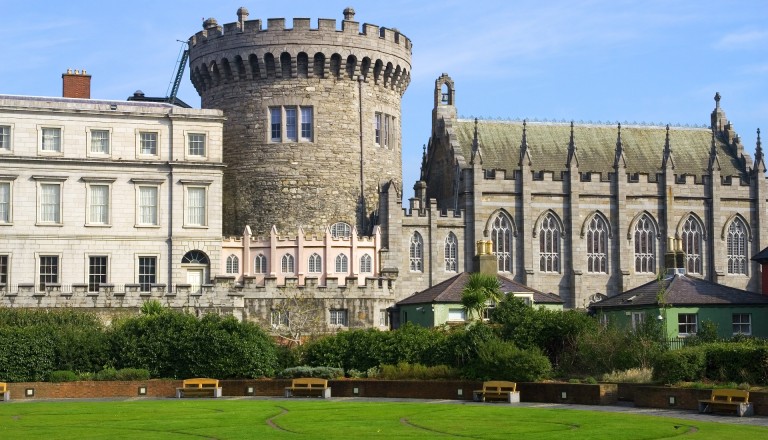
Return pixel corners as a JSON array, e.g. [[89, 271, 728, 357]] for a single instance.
[[453, 120, 744, 178]]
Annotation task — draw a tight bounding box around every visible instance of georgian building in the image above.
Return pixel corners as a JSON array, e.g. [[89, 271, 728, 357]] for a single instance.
[[0, 71, 226, 308]]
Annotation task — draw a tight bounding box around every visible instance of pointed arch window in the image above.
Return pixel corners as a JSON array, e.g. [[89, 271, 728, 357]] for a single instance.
[[444, 232, 458, 272], [308, 253, 322, 274], [360, 254, 372, 273], [281, 253, 295, 274], [682, 216, 703, 274], [491, 213, 513, 273], [634, 214, 656, 273], [335, 254, 348, 273], [586, 215, 608, 273], [254, 254, 267, 274], [539, 213, 561, 273], [410, 232, 424, 272], [225, 255, 239, 274], [727, 218, 748, 275]]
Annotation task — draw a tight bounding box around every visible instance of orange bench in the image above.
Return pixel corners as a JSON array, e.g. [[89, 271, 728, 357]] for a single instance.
[[473, 380, 520, 403], [698, 389, 753, 417], [284, 377, 331, 398], [175, 378, 222, 398]]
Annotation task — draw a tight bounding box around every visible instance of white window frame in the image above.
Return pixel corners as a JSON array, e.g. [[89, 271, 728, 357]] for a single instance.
[[33, 176, 66, 225], [360, 254, 372, 274], [0, 176, 16, 225], [36, 252, 62, 291], [136, 130, 160, 158], [137, 255, 158, 293], [82, 178, 115, 227], [410, 231, 424, 272], [281, 253, 295, 274], [329, 309, 348, 326], [631, 312, 645, 331], [87, 254, 109, 293], [448, 308, 466, 322], [331, 222, 351, 239], [269, 107, 282, 142], [732, 313, 751, 336], [268, 105, 314, 144], [445, 232, 458, 272], [271, 310, 290, 328], [0, 254, 9, 288], [634, 214, 656, 274], [308, 253, 322, 274], [586, 215, 609, 274], [87, 128, 112, 156], [182, 182, 210, 228], [131, 179, 163, 227], [379, 308, 389, 327], [186, 131, 207, 159], [38, 126, 63, 154], [254, 254, 268, 274], [335, 254, 348, 273], [226, 254, 239, 274], [0, 124, 13, 153], [300, 106, 313, 141], [677, 313, 698, 337], [726, 218, 748, 275], [374, 112, 382, 145]]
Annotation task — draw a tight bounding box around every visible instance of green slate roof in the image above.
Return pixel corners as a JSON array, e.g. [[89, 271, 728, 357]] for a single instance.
[[453, 120, 744, 177]]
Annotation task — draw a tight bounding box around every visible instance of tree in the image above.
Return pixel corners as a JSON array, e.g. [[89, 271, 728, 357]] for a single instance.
[[269, 287, 327, 346], [461, 273, 502, 321]]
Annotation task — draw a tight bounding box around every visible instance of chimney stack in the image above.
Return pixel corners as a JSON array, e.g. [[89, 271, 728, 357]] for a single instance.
[[474, 240, 497, 275], [62, 69, 91, 99]]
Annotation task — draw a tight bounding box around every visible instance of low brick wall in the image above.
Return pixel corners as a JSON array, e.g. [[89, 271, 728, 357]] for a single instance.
[[2, 379, 616, 406], [634, 386, 768, 416]]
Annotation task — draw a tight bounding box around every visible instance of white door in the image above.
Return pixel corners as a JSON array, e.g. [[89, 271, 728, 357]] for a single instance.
[[187, 269, 203, 294]]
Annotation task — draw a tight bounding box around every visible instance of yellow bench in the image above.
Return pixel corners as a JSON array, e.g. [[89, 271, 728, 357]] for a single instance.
[[284, 377, 331, 398], [473, 381, 520, 403], [698, 389, 753, 417], [175, 378, 222, 398], [0, 382, 8, 401]]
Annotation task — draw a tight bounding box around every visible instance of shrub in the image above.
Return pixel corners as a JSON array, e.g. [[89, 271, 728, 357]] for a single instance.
[[48, 370, 78, 382], [95, 367, 118, 381], [0, 326, 56, 382], [114, 368, 151, 381], [278, 366, 343, 379], [378, 362, 459, 380], [701, 342, 768, 384], [601, 368, 653, 383], [467, 339, 551, 382], [652, 347, 706, 384]]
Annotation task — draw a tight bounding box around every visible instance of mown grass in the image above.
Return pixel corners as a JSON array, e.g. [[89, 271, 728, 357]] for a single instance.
[[0, 399, 765, 439]]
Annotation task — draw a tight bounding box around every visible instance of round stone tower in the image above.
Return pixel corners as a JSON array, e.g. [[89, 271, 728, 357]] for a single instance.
[[188, 7, 412, 236]]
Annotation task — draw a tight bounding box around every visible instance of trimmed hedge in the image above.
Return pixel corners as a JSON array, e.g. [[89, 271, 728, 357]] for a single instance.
[[651, 341, 768, 385], [0, 326, 56, 382]]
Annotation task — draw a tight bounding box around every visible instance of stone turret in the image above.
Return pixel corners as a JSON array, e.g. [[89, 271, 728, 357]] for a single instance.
[[188, 7, 412, 236]]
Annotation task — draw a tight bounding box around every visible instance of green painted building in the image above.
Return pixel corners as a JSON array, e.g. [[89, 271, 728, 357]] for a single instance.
[[590, 273, 768, 339], [395, 272, 563, 328]]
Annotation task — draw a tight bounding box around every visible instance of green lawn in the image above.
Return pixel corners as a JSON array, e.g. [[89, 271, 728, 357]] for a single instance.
[[0, 399, 765, 439]]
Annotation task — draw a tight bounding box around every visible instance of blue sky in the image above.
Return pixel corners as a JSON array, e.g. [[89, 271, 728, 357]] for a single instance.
[[3, 0, 767, 199]]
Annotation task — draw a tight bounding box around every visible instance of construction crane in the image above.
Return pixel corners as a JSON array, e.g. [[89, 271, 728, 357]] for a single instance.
[[166, 41, 189, 104]]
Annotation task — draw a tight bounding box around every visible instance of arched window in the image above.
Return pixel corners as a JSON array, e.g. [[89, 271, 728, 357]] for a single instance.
[[539, 213, 561, 273], [491, 213, 513, 272], [182, 250, 209, 265], [727, 218, 748, 275], [254, 254, 267, 274], [634, 214, 656, 273], [410, 232, 423, 272], [444, 232, 458, 272], [331, 222, 351, 239], [225, 255, 239, 274], [281, 253, 295, 274], [360, 254, 372, 273], [308, 253, 322, 274], [682, 216, 704, 274], [335, 254, 348, 273], [586, 215, 608, 273]]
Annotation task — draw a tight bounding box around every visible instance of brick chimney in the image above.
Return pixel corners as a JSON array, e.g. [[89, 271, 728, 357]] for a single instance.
[[62, 69, 91, 99]]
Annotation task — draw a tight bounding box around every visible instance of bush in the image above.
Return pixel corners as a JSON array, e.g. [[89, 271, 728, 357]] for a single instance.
[[467, 339, 552, 382], [114, 368, 151, 381], [95, 367, 118, 381], [652, 347, 706, 383], [378, 362, 459, 380], [48, 370, 78, 382], [278, 366, 343, 379], [701, 342, 768, 384], [601, 368, 653, 383], [0, 326, 56, 382]]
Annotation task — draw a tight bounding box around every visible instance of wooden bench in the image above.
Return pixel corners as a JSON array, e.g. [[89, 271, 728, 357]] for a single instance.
[[175, 378, 222, 398], [284, 377, 331, 398], [0, 382, 8, 401], [473, 380, 520, 403], [698, 389, 753, 417]]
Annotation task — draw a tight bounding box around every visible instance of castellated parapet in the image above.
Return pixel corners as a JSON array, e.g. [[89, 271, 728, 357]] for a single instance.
[[189, 7, 412, 237]]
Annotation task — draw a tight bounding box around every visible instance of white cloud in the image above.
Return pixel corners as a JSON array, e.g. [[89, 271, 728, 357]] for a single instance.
[[713, 30, 768, 50]]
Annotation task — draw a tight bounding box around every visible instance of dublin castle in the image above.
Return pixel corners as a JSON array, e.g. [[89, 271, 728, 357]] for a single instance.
[[0, 7, 765, 329]]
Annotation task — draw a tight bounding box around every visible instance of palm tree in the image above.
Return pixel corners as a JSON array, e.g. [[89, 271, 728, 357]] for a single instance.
[[461, 273, 503, 321]]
